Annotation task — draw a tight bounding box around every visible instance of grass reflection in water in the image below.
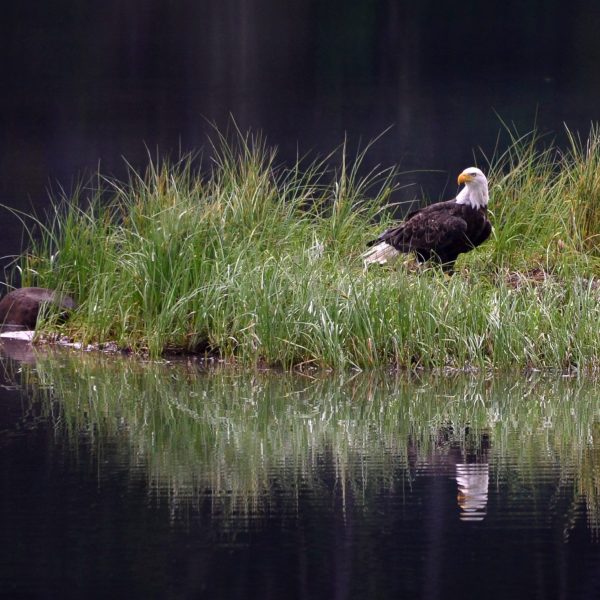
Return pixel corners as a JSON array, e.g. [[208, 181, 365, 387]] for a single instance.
[[11, 351, 600, 534]]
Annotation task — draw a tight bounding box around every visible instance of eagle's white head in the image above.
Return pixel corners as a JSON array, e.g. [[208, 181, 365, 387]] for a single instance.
[[456, 167, 489, 209]]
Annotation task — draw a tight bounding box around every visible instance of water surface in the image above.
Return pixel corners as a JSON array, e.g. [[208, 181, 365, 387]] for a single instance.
[[0, 345, 599, 598]]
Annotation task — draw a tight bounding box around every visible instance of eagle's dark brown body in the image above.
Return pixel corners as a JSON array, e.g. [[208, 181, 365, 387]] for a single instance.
[[366, 199, 492, 272], [0, 287, 77, 329]]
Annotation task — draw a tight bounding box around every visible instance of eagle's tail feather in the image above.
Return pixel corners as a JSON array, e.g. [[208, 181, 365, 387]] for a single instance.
[[362, 242, 400, 266]]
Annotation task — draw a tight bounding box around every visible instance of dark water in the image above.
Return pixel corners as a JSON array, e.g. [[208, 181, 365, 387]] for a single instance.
[[0, 345, 599, 598], [3, 1, 600, 282]]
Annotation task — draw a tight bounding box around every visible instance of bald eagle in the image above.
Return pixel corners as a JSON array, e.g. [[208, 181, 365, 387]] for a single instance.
[[362, 167, 492, 273]]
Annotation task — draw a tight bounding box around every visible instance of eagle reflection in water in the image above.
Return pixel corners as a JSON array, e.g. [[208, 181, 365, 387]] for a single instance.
[[456, 462, 489, 522], [424, 426, 491, 521], [455, 429, 490, 521]]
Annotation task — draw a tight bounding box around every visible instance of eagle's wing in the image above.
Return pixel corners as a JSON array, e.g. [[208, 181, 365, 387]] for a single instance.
[[381, 209, 468, 253]]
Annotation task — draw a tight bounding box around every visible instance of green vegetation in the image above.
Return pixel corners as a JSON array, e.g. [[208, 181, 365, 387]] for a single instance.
[[14, 353, 600, 531], [9, 126, 600, 369]]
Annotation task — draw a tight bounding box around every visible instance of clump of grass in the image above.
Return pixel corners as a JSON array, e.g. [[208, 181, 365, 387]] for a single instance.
[[10, 126, 600, 369], [483, 127, 566, 270], [561, 125, 600, 256], [482, 123, 600, 271]]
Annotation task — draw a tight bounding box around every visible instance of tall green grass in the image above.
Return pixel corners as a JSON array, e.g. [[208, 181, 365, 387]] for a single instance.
[[485, 124, 600, 269], [9, 126, 600, 369]]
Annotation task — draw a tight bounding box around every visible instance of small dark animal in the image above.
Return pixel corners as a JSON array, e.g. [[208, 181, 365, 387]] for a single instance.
[[363, 167, 492, 273], [0, 287, 77, 329]]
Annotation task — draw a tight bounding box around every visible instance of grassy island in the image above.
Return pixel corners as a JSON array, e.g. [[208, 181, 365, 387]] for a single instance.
[[10, 127, 600, 370]]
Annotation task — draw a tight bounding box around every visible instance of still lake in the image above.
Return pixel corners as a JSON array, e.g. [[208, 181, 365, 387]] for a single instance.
[[0, 344, 599, 598]]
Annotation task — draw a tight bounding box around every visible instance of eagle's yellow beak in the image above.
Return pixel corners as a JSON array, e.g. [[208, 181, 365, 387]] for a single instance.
[[458, 172, 473, 185]]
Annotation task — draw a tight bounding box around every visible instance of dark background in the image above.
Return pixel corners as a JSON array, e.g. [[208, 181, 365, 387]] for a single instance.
[[2, 0, 600, 283]]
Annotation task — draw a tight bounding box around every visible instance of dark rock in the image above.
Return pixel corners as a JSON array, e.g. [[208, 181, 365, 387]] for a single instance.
[[0, 287, 77, 329]]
